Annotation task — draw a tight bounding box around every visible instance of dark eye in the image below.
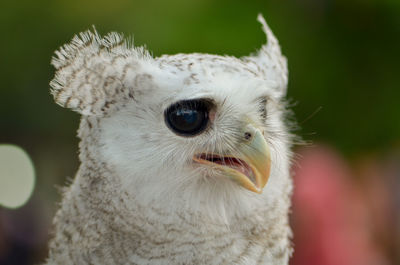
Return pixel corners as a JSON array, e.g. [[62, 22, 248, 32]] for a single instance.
[[165, 99, 210, 137]]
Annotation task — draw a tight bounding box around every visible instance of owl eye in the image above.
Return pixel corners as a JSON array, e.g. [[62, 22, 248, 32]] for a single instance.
[[165, 99, 210, 137]]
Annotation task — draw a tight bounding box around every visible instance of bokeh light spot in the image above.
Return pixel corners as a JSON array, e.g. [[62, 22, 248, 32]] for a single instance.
[[0, 144, 36, 209]]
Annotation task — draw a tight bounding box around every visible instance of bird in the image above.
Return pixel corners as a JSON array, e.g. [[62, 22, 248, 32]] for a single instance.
[[44, 14, 294, 265]]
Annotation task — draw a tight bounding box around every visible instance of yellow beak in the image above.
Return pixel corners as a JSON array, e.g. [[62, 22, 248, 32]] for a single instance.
[[193, 125, 271, 193]]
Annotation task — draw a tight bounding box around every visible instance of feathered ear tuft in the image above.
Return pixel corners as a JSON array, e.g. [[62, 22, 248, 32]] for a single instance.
[[243, 14, 288, 98], [50, 28, 152, 115]]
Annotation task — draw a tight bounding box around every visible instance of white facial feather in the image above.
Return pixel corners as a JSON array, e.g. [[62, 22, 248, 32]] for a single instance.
[[46, 14, 294, 265]]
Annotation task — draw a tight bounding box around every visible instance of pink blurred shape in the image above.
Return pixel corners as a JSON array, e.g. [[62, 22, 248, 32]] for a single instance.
[[291, 146, 388, 265]]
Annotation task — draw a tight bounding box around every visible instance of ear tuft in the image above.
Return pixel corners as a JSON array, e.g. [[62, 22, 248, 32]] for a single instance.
[[243, 15, 288, 98], [50, 28, 152, 115]]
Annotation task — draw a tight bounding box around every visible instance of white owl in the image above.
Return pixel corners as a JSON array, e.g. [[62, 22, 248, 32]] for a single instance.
[[44, 14, 294, 265]]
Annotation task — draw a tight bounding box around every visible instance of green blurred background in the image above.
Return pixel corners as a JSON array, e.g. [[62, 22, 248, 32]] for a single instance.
[[1, 0, 399, 264], [2, 0, 400, 156]]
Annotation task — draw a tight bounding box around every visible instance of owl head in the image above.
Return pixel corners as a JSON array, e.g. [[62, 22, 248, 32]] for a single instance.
[[50, 15, 292, 220]]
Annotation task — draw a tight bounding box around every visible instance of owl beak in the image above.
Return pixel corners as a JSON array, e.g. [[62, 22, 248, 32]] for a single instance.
[[193, 125, 271, 194]]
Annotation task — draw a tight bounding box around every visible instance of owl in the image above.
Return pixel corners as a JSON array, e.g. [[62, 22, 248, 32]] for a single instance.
[[44, 14, 294, 265]]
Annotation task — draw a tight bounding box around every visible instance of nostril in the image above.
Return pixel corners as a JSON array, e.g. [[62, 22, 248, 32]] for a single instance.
[[244, 132, 252, 140]]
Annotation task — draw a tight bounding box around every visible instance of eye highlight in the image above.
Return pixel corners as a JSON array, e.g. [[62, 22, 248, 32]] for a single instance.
[[164, 99, 211, 137]]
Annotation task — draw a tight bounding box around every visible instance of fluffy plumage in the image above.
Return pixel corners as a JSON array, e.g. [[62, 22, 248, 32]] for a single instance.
[[44, 15, 294, 265]]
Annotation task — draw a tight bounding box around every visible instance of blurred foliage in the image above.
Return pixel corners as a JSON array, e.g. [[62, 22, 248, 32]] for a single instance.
[[1, 0, 400, 155]]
